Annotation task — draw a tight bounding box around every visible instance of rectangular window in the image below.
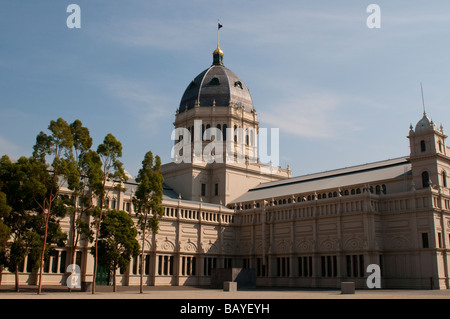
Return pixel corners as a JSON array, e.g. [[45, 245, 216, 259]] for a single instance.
[[59, 251, 66, 274], [438, 232, 443, 248], [276, 257, 290, 277], [321, 256, 326, 277], [215, 183, 219, 196], [26, 254, 33, 273], [133, 256, 138, 275], [224, 258, 232, 269], [145, 255, 150, 275], [379, 255, 383, 276], [359, 255, 364, 277], [163, 256, 169, 275], [256, 258, 267, 277], [181, 256, 196, 276], [201, 183, 206, 197], [51, 251, 59, 273], [157, 255, 173, 276], [158, 256, 162, 275], [321, 255, 337, 277], [43, 255, 50, 273], [299, 256, 312, 277], [346, 255, 351, 277], [203, 257, 217, 276], [75, 251, 82, 267], [422, 233, 429, 248], [345, 254, 365, 278]]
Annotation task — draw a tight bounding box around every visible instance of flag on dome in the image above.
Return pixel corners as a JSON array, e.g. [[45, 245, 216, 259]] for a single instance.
[[218, 22, 223, 29]]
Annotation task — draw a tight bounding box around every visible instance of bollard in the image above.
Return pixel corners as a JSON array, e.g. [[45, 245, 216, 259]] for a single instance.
[[341, 282, 355, 294], [223, 281, 237, 292]]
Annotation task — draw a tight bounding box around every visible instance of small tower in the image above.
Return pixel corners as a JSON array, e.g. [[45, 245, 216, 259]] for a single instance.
[[162, 31, 290, 205], [408, 112, 449, 189]]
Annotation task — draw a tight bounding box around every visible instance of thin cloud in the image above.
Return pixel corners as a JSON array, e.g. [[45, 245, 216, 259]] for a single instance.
[[260, 92, 363, 139], [98, 76, 174, 135]]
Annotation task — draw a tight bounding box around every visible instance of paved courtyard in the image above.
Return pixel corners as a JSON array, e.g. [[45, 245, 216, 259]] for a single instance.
[[1, 285, 450, 299]]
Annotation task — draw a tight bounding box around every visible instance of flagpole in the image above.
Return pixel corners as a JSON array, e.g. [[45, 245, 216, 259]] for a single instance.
[[217, 19, 220, 47], [420, 82, 426, 115]]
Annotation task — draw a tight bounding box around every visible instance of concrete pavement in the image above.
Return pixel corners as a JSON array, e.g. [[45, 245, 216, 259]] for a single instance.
[[1, 285, 450, 299]]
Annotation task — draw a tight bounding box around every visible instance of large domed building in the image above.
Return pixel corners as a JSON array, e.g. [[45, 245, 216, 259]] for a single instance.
[[162, 44, 290, 206], [4, 36, 450, 291], [178, 45, 254, 114]]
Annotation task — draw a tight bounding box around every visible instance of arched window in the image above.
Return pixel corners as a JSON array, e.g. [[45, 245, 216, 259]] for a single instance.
[[375, 185, 381, 195], [205, 124, 211, 140], [443, 171, 447, 188], [422, 171, 430, 188], [216, 124, 221, 141], [420, 140, 426, 152], [222, 124, 227, 141]]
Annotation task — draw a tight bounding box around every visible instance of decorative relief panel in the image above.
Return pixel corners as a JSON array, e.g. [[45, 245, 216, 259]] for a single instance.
[[296, 238, 314, 253]]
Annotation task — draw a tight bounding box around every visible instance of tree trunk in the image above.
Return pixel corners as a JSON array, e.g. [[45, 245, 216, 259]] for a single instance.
[[92, 214, 101, 294], [68, 198, 77, 292], [92, 178, 107, 294], [37, 207, 51, 295], [140, 212, 148, 294], [14, 265, 19, 292], [113, 266, 116, 292]]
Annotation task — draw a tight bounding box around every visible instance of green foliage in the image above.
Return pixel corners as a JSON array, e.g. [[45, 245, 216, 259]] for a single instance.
[[133, 151, 164, 234], [92, 209, 140, 274], [0, 192, 12, 253], [97, 133, 127, 183]]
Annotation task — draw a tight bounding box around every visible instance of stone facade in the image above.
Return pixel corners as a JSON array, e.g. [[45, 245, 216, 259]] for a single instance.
[[2, 45, 450, 290]]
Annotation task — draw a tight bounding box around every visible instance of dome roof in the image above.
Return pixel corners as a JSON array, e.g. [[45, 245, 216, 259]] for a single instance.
[[178, 46, 253, 113], [415, 113, 437, 133]]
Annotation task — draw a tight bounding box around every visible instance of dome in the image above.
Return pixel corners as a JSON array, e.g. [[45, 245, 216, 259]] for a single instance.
[[178, 46, 253, 113], [415, 113, 437, 133]]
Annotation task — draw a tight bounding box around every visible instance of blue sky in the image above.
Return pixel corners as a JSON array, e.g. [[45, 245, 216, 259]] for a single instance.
[[1, 1, 450, 178]]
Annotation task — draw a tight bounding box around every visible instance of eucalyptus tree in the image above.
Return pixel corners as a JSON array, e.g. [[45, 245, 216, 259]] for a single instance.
[[133, 151, 164, 293], [0, 155, 65, 292], [93, 209, 139, 292], [0, 192, 11, 277], [0, 192, 11, 253], [91, 133, 128, 294], [32, 118, 73, 294], [66, 120, 97, 271]]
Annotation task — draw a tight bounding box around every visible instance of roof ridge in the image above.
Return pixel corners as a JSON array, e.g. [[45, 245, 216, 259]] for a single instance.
[[250, 156, 409, 192]]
